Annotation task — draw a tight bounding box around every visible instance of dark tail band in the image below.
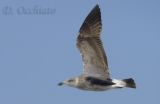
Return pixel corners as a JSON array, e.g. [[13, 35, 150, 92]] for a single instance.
[[123, 78, 136, 88]]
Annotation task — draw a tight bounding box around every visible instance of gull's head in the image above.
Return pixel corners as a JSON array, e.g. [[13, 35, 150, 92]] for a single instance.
[[58, 77, 79, 87]]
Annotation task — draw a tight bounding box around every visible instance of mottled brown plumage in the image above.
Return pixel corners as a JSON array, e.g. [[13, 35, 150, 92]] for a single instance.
[[58, 5, 136, 91], [77, 5, 110, 79]]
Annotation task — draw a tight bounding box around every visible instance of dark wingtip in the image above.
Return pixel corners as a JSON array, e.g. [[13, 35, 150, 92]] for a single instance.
[[79, 4, 102, 36], [92, 4, 100, 14], [94, 4, 100, 9]]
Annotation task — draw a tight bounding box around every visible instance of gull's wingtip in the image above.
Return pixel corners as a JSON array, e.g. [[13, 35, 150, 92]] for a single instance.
[[93, 4, 100, 10], [95, 4, 99, 7]]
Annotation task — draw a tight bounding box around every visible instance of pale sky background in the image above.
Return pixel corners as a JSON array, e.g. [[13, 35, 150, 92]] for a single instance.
[[0, 0, 160, 104]]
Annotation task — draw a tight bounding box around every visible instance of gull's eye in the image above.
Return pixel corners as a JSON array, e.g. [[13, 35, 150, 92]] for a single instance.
[[68, 79, 74, 82]]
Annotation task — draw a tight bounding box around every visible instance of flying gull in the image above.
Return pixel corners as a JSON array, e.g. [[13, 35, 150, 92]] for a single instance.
[[58, 4, 136, 91]]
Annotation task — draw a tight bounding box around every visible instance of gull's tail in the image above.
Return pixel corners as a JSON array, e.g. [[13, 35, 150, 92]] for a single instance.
[[123, 78, 136, 88]]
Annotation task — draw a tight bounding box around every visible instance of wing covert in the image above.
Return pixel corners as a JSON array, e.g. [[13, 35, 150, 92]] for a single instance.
[[77, 5, 110, 79]]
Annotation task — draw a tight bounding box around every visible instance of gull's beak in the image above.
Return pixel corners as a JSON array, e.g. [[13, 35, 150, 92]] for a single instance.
[[58, 82, 64, 86]]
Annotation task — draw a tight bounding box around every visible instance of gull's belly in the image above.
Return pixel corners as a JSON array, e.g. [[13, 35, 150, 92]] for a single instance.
[[76, 76, 115, 91], [77, 82, 112, 91]]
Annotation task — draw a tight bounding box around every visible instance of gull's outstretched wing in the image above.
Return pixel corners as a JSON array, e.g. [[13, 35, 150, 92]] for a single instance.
[[77, 5, 110, 79]]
